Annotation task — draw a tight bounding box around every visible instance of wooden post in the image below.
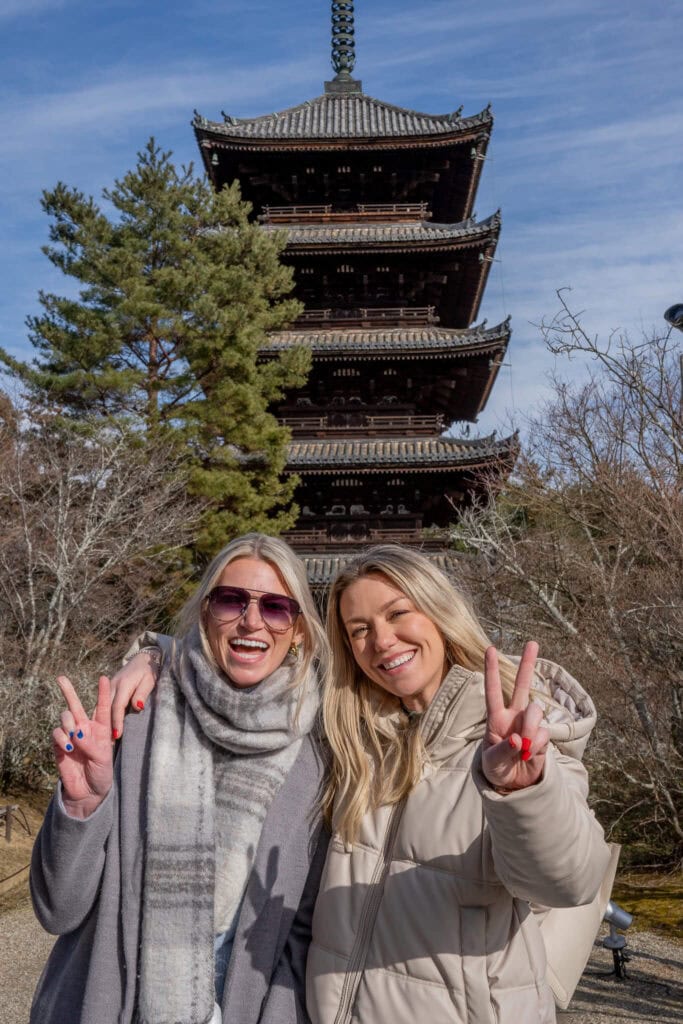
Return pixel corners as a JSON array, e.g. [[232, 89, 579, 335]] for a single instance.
[[3, 805, 18, 842]]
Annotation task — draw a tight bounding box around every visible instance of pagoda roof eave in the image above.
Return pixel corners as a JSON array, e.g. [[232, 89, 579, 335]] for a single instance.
[[285, 433, 518, 471], [268, 213, 501, 253], [474, 340, 508, 416], [192, 95, 492, 149], [260, 319, 511, 359]]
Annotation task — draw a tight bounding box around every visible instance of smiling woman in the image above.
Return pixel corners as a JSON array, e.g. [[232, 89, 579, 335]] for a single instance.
[[47, 541, 618, 1024], [29, 533, 330, 1024], [308, 544, 616, 1024], [340, 573, 450, 712], [203, 559, 305, 687]]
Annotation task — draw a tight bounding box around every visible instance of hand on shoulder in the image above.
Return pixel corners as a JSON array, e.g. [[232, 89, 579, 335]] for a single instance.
[[110, 646, 162, 737]]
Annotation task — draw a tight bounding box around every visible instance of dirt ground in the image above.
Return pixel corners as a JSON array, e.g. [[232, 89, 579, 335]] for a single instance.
[[0, 789, 48, 903]]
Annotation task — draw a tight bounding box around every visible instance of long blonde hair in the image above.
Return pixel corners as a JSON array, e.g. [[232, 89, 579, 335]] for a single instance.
[[176, 533, 328, 694], [322, 545, 518, 844]]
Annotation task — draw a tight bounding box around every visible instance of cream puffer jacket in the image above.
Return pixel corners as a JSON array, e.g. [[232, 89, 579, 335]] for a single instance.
[[306, 659, 612, 1024]]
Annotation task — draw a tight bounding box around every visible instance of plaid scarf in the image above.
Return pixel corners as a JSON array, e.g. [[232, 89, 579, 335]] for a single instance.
[[137, 626, 319, 1024]]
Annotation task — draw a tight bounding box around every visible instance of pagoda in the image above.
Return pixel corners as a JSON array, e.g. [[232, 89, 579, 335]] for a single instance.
[[193, 2, 516, 582]]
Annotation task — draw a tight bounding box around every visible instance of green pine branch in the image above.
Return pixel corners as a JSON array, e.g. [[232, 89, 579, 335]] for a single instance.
[[2, 138, 309, 560]]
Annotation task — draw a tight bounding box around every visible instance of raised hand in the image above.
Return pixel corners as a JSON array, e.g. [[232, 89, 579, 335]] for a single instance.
[[52, 675, 114, 819], [481, 641, 549, 792], [110, 650, 160, 739]]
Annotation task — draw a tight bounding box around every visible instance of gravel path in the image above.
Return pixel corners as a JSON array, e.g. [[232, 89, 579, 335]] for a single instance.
[[2, 895, 680, 1023], [562, 927, 682, 1024], [1, 891, 54, 1024]]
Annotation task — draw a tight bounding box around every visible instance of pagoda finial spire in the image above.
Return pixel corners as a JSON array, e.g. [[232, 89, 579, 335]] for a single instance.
[[325, 1, 363, 94], [332, 2, 355, 76]]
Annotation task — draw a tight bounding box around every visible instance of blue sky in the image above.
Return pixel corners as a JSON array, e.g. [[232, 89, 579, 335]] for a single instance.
[[1, 0, 681, 434]]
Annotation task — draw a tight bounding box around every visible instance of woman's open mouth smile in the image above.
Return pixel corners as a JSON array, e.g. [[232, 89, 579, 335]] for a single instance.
[[378, 650, 417, 673], [229, 638, 269, 662]]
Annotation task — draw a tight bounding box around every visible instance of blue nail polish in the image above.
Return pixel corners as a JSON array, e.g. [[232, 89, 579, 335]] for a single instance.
[[69, 731, 74, 739], [65, 743, 73, 752], [77, 730, 84, 739]]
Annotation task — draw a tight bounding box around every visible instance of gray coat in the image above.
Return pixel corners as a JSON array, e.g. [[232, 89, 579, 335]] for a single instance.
[[30, 700, 329, 1024]]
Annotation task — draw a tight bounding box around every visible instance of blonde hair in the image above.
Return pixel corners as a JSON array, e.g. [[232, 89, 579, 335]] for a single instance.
[[322, 545, 518, 845], [176, 533, 328, 694]]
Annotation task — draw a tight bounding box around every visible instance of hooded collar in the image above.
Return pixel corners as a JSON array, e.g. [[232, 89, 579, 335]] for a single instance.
[[418, 657, 597, 765]]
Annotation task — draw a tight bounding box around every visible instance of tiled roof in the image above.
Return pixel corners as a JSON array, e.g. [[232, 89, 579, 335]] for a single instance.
[[263, 213, 500, 248], [302, 550, 457, 586], [263, 319, 510, 356], [193, 94, 492, 142], [288, 433, 515, 470]]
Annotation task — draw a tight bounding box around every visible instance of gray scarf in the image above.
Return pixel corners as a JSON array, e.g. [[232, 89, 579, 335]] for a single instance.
[[137, 625, 319, 1024]]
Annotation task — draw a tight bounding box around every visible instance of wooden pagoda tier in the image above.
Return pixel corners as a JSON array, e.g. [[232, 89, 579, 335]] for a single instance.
[[192, 92, 492, 223], [264, 213, 499, 330], [260, 319, 511, 430], [281, 433, 518, 551], [193, 53, 514, 571]]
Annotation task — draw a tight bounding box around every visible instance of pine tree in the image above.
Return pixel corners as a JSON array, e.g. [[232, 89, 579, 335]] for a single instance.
[[1, 140, 309, 556]]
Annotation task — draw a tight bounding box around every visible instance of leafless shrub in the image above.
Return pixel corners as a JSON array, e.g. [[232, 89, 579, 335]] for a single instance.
[[452, 294, 683, 865], [0, 398, 203, 788]]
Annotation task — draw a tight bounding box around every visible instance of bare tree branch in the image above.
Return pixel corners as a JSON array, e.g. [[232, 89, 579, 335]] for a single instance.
[[451, 304, 683, 864], [0, 401, 204, 788]]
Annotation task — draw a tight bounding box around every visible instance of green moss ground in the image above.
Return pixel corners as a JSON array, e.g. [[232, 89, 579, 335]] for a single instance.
[[612, 873, 683, 938]]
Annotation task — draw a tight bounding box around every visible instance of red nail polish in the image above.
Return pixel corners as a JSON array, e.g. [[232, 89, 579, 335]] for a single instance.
[[136, 700, 144, 710], [112, 728, 120, 740], [521, 750, 531, 762], [521, 737, 532, 752], [508, 736, 517, 749]]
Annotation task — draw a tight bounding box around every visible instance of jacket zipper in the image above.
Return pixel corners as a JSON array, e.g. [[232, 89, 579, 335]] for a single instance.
[[332, 798, 408, 1024]]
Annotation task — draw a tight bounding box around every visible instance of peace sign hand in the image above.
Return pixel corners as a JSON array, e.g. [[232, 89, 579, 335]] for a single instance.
[[52, 675, 114, 819], [481, 642, 549, 792]]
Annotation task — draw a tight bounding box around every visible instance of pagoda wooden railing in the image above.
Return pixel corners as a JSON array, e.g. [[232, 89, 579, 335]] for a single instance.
[[285, 528, 329, 545], [295, 306, 439, 326], [261, 204, 332, 221], [280, 412, 445, 435], [286, 527, 442, 548], [356, 202, 429, 218], [260, 202, 430, 224]]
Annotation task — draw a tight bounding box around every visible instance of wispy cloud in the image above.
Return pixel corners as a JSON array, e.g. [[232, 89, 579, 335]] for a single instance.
[[360, 0, 598, 42], [0, 55, 324, 208], [477, 204, 683, 434], [0, 0, 73, 21], [1, 0, 681, 445], [1, 57, 320, 155]]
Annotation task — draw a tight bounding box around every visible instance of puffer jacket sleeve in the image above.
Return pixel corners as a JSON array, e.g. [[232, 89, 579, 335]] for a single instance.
[[472, 744, 611, 908], [30, 782, 115, 934]]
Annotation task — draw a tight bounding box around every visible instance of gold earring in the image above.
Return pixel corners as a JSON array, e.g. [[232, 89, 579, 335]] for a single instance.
[[288, 641, 299, 658]]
